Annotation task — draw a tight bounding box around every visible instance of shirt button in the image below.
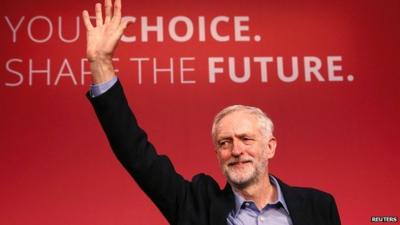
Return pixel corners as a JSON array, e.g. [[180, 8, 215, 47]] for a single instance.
[[259, 216, 265, 222]]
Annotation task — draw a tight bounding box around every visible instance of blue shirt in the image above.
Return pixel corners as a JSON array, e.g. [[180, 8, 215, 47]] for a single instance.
[[227, 176, 293, 225], [90, 76, 118, 97], [90, 80, 293, 225]]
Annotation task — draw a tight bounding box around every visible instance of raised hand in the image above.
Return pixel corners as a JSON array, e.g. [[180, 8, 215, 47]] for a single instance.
[[82, 0, 130, 84]]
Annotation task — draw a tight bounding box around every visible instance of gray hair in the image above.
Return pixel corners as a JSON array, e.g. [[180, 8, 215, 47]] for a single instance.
[[211, 105, 274, 145]]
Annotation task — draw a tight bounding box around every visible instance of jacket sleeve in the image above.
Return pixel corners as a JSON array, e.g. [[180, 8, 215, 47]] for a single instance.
[[87, 80, 188, 224], [328, 194, 341, 225]]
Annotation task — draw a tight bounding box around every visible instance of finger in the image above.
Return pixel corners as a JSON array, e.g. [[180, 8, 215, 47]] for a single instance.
[[111, 0, 122, 24], [104, 0, 112, 24], [95, 3, 103, 27], [82, 10, 94, 30], [118, 18, 132, 33]]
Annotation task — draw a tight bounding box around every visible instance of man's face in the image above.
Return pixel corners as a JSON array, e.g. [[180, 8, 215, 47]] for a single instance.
[[215, 111, 276, 188]]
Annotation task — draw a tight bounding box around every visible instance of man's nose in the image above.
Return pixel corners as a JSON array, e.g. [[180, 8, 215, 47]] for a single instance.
[[231, 140, 243, 156]]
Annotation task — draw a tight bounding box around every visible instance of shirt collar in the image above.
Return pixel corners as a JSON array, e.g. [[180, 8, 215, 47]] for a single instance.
[[270, 175, 290, 214], [232, 175, 290, 217]]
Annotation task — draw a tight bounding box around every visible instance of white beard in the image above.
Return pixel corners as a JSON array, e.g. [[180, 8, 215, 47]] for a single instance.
[[223, 159, 266, 188]]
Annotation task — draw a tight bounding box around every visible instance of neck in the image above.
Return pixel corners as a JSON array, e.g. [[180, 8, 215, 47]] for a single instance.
[[232, 175, 277, 210]]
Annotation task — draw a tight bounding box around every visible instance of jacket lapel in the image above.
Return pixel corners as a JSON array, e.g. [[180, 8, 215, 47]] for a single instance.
[[276, 178, 312, 225]]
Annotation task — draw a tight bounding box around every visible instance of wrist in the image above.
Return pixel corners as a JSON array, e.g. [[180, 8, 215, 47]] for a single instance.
[[90, 56, 115, 84]]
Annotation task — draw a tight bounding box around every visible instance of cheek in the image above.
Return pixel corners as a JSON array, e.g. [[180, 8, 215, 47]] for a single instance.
[[249, 144, 268, 159], [217, 151, 231, 164]]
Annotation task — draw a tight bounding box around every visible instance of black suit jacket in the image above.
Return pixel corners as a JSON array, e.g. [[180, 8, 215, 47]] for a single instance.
[[88, 80, 341, 225]]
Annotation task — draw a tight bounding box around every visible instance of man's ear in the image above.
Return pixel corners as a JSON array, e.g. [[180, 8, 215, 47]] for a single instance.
[[266, 136, 277, 159]]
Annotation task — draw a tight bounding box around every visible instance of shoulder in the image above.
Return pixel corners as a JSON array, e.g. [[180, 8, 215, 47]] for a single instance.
[[275, 176, 335, 201], [275, 176, 338, 211], [187, 173, 233, 204], [171, 173, 233, 224], [274, 177, 341, 224], [190, 173, 224, 194], [286, 185, 336, 205]]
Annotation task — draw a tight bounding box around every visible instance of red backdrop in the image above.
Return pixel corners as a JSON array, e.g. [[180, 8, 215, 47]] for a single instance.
[[1, 0, 399, 224]]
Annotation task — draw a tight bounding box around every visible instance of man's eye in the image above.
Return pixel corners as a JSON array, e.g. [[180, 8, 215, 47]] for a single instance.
[[218, 140, 230, 148], [242, 137, 254, 143]]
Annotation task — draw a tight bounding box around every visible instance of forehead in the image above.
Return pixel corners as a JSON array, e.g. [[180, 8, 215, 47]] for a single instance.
[[216, 111, 261, 137]]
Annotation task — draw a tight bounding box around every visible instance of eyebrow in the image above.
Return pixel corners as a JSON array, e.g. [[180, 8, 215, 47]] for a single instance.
[[217, 133, 255, 141], [217, 136, 233, 142]]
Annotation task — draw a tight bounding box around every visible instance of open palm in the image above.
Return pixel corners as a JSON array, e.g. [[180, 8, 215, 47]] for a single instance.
[[82, 0, 129, 62]]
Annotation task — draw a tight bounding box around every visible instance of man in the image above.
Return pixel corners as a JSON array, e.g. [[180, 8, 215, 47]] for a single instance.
[[82, 1, 341, 224]]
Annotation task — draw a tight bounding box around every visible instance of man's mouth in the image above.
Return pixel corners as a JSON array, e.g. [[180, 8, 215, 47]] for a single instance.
[[228, 160, 252, 167]]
